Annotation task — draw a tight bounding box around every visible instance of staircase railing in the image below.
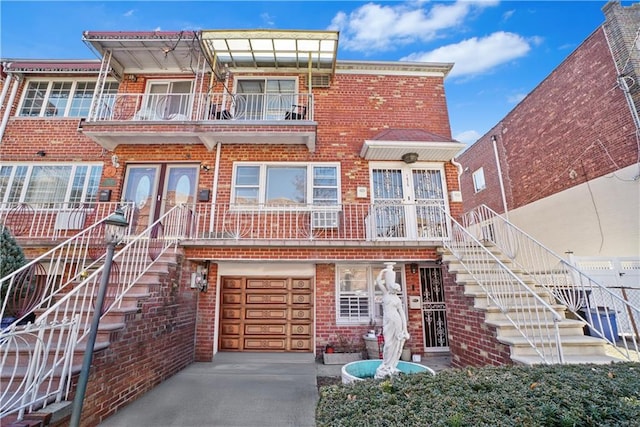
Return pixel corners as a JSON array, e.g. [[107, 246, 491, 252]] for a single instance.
[[441, 208, 566, 364], [1, 204, 190, 420], [462, 205, 639, 362]]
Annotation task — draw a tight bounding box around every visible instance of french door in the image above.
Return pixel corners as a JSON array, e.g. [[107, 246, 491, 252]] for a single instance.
[[370, 164, 447, 239], [123, 164, 199, 232]]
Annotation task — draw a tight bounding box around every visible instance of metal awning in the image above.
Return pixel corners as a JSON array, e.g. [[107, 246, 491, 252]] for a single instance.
[[82, 31, 200, 75], [360, 129, 466, 162], [199, 29, 339, 76]]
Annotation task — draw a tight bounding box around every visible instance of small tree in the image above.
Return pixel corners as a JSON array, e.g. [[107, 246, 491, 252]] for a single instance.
[[1, 225, 27, 303], [1, 225, 26, 278]]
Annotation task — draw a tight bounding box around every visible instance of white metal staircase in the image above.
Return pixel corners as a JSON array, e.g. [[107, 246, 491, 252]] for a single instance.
[[441, 205, 640, 365], [0, 204, 190, 422]]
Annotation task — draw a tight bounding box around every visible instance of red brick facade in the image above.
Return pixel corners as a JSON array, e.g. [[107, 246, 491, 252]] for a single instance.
[[0, 30, 476, 426], [458, 26, 637, 214]]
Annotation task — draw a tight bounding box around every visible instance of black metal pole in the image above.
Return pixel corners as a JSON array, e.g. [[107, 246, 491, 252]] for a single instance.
[[69, 241, 115, 427]]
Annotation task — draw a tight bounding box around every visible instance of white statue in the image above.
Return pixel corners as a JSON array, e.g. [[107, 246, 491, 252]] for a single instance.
[[375, 262, 410, 379]]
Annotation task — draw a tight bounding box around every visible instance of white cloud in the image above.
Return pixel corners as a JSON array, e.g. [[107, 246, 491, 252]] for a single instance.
[[123, 9, 134, 17], [507, 93, 526, 104], [328, 0, 499, 52], [455, 129, 481, 145], [401, 31, 531, 78], [261, 12, 275, 27]]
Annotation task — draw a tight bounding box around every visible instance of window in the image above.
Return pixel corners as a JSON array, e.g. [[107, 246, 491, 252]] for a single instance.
[[235, 78, 296, 120], [144, 80, 193, 119], [18, 80, 119, 117], [472, 168, 486, 193], [232, 163, 339, 207], [336, 264, 404, 324], [0, 164, 102, 207]]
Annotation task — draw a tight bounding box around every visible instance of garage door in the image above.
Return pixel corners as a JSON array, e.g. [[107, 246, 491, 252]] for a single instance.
[[219, 277, 313, 352]]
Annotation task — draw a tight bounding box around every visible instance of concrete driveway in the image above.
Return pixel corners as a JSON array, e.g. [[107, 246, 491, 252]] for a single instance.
[[99, 353, 318, 427]]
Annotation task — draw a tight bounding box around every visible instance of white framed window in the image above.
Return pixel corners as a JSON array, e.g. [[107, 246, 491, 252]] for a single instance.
[[235, 77, 297, 120], [18, 79, 119, 118], [231, 163, 340, 207], [472, 167, 486, 193], [0, 163, 102, 207], [336, 264, 405, 324]]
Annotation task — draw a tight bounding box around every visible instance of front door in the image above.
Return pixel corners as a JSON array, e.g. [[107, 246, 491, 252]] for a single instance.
[[420, 266, 449, 351], [370, 165, 447, 239], [123, 164, 198, 232]]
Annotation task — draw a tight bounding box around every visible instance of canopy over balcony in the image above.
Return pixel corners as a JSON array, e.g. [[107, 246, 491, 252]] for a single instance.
[[199, 29, 339, 78]]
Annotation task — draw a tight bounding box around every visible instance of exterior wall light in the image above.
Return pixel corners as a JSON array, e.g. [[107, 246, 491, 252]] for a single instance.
[[401, 152, 419, 164]]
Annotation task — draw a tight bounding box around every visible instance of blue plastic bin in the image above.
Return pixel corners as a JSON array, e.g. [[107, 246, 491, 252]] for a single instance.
[[587, 308, 618, 342]]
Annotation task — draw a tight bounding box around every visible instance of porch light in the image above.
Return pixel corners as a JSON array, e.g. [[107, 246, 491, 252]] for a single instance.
[[401, 152, 419, 164], [103, 207, 129, 244], [70, 207, 128, 426]]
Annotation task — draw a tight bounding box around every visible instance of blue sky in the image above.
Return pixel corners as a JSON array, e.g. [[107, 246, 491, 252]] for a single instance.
[[0, 1, 622, 145]]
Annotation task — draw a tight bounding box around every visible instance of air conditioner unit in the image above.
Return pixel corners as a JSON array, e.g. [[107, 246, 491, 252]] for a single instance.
[[312, 211, 340, 229], [308, 74, 331, 88]]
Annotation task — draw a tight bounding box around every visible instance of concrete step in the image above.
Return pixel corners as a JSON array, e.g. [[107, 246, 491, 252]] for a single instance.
[[487, 318, 587, 337], [469, 292, 556, 309], [500, 335, 610, 357], [483, 304, 567, 322], [512, 353, 624, 365]]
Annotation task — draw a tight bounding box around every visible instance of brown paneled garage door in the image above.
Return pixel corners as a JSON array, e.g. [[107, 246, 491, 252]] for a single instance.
[[219, 277, 313, 352]]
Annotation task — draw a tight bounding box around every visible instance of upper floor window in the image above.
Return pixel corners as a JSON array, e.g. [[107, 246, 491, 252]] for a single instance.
[[235, 78, 297, 120], [143, 80, 193, 120], [0, 163, 102, 207], [232, 163, 339, 207], [472, 168, 486, 193], [18, 80, 119, 118]]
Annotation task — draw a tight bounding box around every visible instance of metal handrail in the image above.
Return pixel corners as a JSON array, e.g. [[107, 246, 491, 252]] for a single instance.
[[441, 207, 566, 364], [88, 92, 314, 122], [462, 205, 639, 361], [0, 204, 190, 420]]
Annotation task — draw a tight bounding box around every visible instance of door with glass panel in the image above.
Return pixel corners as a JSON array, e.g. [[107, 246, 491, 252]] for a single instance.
[[123, 164, 198, 233], [235, 78, 296, 120], [370, 166, 446, 239], [144, 81, 193, 120]]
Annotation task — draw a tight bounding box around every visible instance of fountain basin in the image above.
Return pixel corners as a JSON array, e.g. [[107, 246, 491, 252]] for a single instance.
[[341, 359, 435, 384]]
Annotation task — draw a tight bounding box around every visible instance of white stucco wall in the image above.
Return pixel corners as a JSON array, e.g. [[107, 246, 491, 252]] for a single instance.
[[507, 164, 640, 258]]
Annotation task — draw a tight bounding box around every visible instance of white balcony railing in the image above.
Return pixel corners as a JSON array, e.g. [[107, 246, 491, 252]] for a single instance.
[[89, 92, 313, 123]]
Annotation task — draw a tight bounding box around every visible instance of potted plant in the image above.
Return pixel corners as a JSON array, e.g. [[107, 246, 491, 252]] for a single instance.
[[323, 334, 364, 365]]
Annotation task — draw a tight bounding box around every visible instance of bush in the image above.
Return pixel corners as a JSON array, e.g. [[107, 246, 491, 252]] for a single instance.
[[316, 362, 640, 426]]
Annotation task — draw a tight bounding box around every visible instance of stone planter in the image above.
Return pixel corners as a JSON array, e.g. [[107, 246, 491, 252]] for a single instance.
[[401, 347, 412, 361], [323, 352, 363, 365], [363, 335, 381, 359]]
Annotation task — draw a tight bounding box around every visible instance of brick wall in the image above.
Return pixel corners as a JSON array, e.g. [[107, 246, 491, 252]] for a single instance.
[[442, 267, 511, 367], [459, 27, 637, 213], [75, 253, 197, 426]]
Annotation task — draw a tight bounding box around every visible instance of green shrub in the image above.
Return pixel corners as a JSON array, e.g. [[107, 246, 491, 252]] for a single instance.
[[316, 362, 640, 426], [1, 225, 27, 303]]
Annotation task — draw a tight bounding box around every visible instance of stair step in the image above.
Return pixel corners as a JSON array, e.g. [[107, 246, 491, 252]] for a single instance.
[[512, 354, 624, 365], [499, 335, 609, 357], [487, 318, 587, 337], [483, 305, 567, 321]]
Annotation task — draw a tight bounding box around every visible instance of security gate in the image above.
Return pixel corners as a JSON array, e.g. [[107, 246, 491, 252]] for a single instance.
[[420, 266, 449, 350]]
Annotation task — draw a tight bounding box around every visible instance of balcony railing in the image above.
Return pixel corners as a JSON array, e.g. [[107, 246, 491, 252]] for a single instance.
[[90, 92, 313, 122], [0, 201, 449, 243], [185, 202, 449, 242]]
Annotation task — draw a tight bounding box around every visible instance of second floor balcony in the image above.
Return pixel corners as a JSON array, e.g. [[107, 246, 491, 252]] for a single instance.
[[80, 92, 317, 151], [2, 201, 450, 247]]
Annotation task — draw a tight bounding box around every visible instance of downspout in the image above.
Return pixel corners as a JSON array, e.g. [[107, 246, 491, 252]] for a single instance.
[[450, 157, 463, 189], [208, 141, 222, 234], [492, 135, 509, 219], [0, 70, 12, 109], [0, 74, 21, 142]]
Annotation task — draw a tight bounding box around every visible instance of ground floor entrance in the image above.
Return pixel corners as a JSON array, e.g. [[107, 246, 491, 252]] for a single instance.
[[218, 276, 314, 352]]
